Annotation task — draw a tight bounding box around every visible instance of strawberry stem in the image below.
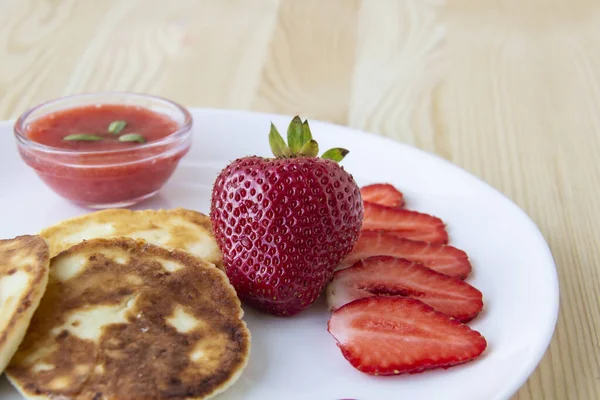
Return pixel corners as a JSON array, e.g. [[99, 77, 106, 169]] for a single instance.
[[268, 116, 349, 162]]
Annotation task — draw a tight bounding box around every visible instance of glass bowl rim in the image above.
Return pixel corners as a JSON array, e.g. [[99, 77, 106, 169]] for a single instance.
[[13, 91, 193, 158]]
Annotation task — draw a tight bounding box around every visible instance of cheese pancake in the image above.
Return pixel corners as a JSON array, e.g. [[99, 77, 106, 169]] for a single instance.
[[40, 208, 223, 270], [0, 235, 49, 373], [7, 238, 250, 400]]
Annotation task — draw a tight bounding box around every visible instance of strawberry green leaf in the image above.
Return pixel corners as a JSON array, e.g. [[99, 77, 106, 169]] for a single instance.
[[269, 123, 291, 158], [321, 148, 349, 162], [301, 120, 313, 147], [287, 116, 304, 153], [299, 139, 319, 157]]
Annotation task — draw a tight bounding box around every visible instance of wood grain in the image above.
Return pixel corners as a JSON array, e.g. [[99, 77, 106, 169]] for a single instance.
[[0, 0, 598, 399], [252, 0, 361, 124]]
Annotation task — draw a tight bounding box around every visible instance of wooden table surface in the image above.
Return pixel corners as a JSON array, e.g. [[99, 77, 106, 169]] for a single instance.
[[1, 1, 598, 399]]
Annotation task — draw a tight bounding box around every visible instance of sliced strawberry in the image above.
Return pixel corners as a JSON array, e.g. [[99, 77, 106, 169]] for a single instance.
[[360, 183, 404, 208], [327, 256, 483, 321], [362, 201, 448, 244], [339, 230, 471, 279], [327, 297, 487, 375]]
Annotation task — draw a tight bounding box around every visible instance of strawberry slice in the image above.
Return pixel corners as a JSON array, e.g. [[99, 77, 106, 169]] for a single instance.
[[362, 201, 448, 244], [327, 256, 483, 321], [327, 297, 487, 375], [339, 230, 471, 279], [360, 183, 404, 208]]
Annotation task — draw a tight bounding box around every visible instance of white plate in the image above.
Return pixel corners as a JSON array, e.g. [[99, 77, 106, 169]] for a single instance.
[[0, 109, 559, 400]]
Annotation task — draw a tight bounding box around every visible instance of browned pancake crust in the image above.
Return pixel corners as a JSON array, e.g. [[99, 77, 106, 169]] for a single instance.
[[7, 238, 250, 400], [40, 207, 224, 270], [0, 235, 49, 352]]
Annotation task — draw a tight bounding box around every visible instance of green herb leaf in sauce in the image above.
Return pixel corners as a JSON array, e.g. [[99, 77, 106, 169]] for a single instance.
[[63, 134, 103, 142], [108, 120, 127, 135], [118, 133, 146, 143]]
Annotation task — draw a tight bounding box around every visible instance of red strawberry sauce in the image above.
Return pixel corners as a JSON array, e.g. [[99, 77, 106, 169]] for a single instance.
[[18, 104, 187, 205]]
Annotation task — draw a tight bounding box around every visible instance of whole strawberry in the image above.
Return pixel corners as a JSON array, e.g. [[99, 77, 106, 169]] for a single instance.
[[210, 117, 363, 316]]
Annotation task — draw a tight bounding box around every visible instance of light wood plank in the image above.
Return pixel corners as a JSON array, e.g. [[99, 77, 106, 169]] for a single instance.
[[349, 0, 448, 154], [0, 0, 280, 118], [252, 0, 361, 124]]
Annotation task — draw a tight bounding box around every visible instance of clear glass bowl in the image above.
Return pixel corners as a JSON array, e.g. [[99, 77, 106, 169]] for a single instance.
[[14, 92, 193, 208]]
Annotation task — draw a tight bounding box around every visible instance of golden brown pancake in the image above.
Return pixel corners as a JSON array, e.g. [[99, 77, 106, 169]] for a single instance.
[[40, 208, 223, 270], [0, 235, 49, 374], [7, 238, 250, 400]]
